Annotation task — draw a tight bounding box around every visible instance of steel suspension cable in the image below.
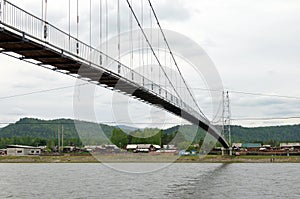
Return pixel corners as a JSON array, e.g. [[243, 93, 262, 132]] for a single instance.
[[149, 6, 153, 75], [99, 0, 103, 64], [41, 0, 43, 23], [89, 0, 92, 65], [2, 0, 4, 21], [105, 0, 108, 60], [76, 0, 79, 54], [41, 0, 44, 36], [141, 0, 144, 76], [147, 0, 207, 119], [125, 0, 181, 101], [164, 42, 167, 93], [90, 0, 92, 48], [68, 0, 72, 51], [130, 0, 133, 69], [117, 0, 121, 73], [44, 0, 47, 22], [43, 0, 48, 39], [149, 7, 156, 88]]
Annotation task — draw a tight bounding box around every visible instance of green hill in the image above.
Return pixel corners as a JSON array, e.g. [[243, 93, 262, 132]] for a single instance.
[[0, 118, 300, 148], [231, 125, 300, 143], [165, 125, 300, 144], [0, 118, 115, 138], [0, 118, 115, 148]]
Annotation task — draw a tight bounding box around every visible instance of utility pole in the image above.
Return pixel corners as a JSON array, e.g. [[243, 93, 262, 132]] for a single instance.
[[61, 125, 64, 153], [58, 125, 60, 153]]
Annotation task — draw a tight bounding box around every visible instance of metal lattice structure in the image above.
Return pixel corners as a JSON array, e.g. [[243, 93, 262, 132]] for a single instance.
[[222, 91, 232, 147]]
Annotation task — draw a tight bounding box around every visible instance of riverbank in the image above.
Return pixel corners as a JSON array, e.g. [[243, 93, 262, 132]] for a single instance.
[[176, 155, 300, 163], [1, 154, 300, 163]]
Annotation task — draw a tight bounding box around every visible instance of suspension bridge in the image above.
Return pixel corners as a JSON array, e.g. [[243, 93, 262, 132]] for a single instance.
[[0, 0, 229, 148]]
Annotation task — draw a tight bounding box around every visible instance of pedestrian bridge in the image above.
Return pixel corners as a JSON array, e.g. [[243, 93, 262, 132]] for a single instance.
[[0, 0, 229, 148]]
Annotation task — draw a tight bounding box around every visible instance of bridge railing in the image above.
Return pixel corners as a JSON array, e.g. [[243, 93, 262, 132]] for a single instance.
[[0, 0, 205, 122]]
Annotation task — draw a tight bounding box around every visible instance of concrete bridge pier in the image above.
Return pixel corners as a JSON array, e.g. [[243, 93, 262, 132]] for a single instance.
[[221, 147, 233, 156]]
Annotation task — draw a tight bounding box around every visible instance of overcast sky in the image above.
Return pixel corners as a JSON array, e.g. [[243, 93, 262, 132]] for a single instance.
[[1, 0, 300, 128]]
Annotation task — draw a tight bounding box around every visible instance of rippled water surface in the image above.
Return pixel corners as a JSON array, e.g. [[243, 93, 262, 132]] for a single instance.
[[0, 163, 299, 199]]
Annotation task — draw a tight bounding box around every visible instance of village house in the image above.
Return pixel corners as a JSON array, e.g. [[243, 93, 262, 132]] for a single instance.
[[241, 143, 262, 151], [6, 145, 41, 156], [280, 143, 300, 151], [126, 144, 161, 153]]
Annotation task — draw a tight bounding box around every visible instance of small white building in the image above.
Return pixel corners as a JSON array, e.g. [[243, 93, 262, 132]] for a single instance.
[[7, 145, 41, 156], [153, 145, 161, 150], [280, 143, 300, 151], [163, 145, 176, 150], [126, 144, 161, 152], [126, 144, 138, 151], [232, 143, 242, 148]]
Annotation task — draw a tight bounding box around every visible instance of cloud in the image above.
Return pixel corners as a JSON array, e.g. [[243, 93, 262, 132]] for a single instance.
[[155, 0, 192, 22]]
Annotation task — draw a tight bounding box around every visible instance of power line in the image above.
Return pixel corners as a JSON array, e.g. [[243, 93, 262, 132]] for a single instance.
[[232, 116, 300, 121], [1, 83, 299, 104], [2, 116, 300, 125], [0, 83, 88, 100], [229, 90, 300, 100], [0, 121, 187, 125], [190, 87, 300, 100]]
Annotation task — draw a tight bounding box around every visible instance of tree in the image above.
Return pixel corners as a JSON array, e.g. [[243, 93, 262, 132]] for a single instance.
[[47, 139, 55, 149], [110, 129, 128, 148], [169, 131, 187, 146], [177, 141, 191, 150]]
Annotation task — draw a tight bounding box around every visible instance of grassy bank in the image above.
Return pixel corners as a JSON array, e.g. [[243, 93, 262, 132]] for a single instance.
[[176, 155, 300, 163], [1, 154, 300, 163], [0, 155, 98, 163]]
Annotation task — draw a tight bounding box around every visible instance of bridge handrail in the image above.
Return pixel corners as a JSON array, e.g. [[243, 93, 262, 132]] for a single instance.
[[0, 0, 205, 122]]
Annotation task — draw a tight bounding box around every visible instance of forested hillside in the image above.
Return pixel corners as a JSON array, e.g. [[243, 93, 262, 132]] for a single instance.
[[0, 118, 300, 148], [0, 118, 115, 148]]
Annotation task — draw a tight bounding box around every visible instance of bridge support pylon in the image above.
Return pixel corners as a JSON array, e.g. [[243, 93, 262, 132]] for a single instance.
[[221, 147, 233, 156]]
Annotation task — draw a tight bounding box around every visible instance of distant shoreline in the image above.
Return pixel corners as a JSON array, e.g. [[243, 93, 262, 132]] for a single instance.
[[1, 155, 300, 163]]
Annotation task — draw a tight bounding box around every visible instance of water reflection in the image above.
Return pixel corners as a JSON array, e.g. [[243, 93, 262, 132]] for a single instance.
[[166, 163, 230, 198]]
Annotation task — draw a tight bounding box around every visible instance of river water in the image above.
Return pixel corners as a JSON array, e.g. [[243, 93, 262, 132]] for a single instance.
[[0, 163, 299, 199]]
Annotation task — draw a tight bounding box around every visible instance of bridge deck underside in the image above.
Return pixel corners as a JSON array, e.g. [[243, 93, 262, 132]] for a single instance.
[[0, 29, 184, 113], [0, 28, 229, 148]]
